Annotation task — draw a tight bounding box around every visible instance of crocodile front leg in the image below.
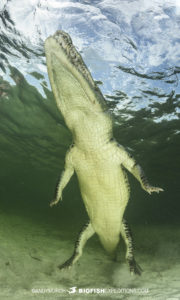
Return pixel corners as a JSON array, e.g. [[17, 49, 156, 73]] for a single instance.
[[50, 146, 74, 207], [130, 163, 163, 194], [118, 144, 164, 194]]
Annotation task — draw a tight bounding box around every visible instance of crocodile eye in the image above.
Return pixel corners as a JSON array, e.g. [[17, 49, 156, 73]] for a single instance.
[[63, 36, 68, 43], [63, 34, 72, 45], [70, 48, 76, 59]]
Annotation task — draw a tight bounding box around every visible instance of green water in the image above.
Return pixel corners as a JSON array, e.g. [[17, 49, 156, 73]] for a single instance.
[[0, 4, 180, 298], [0, 66, 179, 299]]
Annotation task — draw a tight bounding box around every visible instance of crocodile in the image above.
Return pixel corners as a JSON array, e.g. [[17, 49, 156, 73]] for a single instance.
[[44, 30, 163, 275]]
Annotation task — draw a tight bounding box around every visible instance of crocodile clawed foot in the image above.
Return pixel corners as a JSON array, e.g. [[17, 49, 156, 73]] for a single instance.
[[145, 186, 164, 195], [128, 258, 143, 276], [58, 257, 74, 271]]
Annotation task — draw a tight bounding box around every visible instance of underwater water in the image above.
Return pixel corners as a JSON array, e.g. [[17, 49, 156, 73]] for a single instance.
[[0, 0, 180, 299]]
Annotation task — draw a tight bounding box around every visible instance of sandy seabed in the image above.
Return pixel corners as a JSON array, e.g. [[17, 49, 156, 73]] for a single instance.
[[0, 208, 179, 300]]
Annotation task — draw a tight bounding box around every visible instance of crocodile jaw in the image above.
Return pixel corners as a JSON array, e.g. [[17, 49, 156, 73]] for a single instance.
[[44, 31, 112, 149], [44, 31, 105, 119]]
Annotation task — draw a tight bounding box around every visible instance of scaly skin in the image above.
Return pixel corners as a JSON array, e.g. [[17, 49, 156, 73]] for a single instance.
[[44, 31, 163, 273]]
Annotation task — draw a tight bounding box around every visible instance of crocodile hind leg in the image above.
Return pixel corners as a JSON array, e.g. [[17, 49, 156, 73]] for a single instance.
[[58, 221, 95, 270], [121, 219, 142, 276]]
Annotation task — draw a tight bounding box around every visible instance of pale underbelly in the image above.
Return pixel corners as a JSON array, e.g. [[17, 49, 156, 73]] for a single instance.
[[81, 185, 129, 236], [76, 162, 130, 236]]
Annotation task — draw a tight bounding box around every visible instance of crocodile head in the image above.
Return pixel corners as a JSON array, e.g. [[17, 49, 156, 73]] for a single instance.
[[44, 31, 106, 116], [44, 30, 112, 148]]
